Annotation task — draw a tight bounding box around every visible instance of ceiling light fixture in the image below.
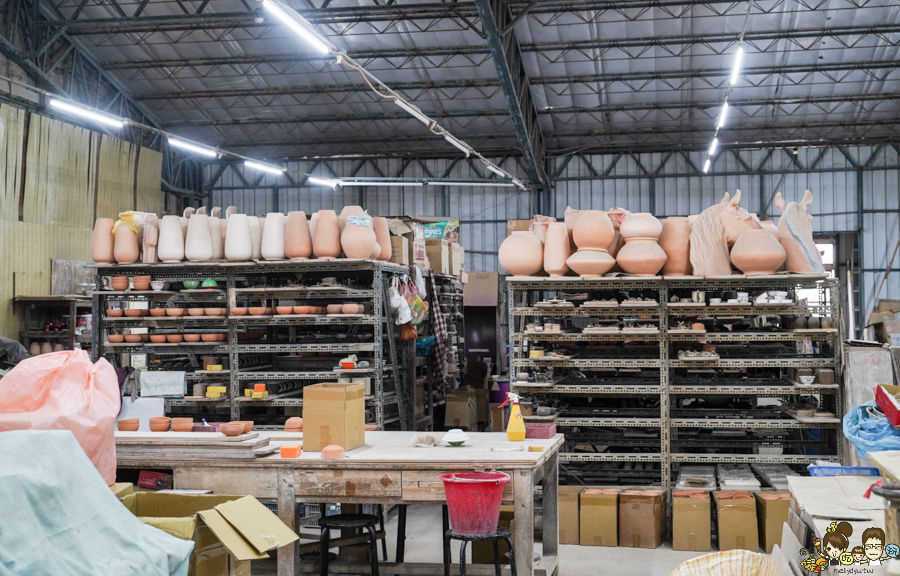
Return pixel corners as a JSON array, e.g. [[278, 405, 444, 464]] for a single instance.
[[394, 99, 432, 126], [168, 137, 218, 158], [340, 180, 424, 187], [730, 46, 744, 86], [717, 102, 729, 129], [434, 181, 514, 187], [48, 99, 125, 128], [308, 176, 339, 187], [486, 165, 506, 177], [702, 158, 711, 173], [245, 160, 284, 175], [512, 178, 525, 190], [261, 0, 331, 54], [708, 138, 719, 156], [444, 134, 470, 157]]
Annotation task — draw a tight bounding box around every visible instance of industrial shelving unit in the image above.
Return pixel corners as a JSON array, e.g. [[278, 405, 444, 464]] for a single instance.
[[507, 274, 843, 491], [91, 259, 413, 430]]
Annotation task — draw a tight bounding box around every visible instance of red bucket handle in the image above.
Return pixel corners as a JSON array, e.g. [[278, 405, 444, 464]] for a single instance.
[[440, 472, 511, 485]]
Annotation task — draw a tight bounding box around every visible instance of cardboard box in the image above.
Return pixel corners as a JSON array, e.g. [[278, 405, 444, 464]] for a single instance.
[[507, 219, 532, 236], [581, 489, 618, 546], [425, 239, 450, 274], [110, 482, 134, 498], [444, 389, 477, 429], [877, 298, 900, 312], [463, 272, 499, 306], [672, 495, 711, 552], [618, 491, 665, 548], [450, 243, 465, 276], [756, 492, 792, 553], [714, 492, 759, 551], [474, 389, 489, 423], [390, 236, 409, 265], [490, 403, 505, 431], [473, 506, 513, 564], [121, 492, 298, 576], [558, 486, 584, 544], [386, 218, 425, 268], [302, 383, 365, 452]]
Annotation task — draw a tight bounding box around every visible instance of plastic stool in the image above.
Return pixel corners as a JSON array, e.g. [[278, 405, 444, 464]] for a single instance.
[[442, 526, 516, 576], [317, 513, 380, 576]]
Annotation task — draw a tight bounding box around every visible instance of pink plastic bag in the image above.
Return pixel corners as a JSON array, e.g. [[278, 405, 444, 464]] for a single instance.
[[0, 350, 120, 484]]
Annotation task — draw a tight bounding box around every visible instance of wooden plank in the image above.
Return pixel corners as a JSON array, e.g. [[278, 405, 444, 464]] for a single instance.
[[115, 438, 268, 450], [114, 431, 258, 444], [513, 469, 535, 576], [401, 470, 514, 503], [174, 466, 278, 498], [277, 468, 297, 576], [117, 445, 278, 459], [295, 469, 402, 498]]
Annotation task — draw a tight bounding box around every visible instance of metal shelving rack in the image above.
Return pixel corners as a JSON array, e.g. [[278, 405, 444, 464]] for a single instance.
[[91, 259, 413, 430], [507, 274, 843, 491]]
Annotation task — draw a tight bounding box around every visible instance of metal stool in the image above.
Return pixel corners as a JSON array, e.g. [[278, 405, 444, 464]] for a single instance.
[[317, 513, 380, 576], [442, 526, 516, 576]]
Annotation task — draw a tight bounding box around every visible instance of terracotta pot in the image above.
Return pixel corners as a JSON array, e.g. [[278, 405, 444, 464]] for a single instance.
[[372, 217, 392, 261], [205, 308, 224, 316], [123, 308, 142, 317], [338, 206, 366, 234], [294, 306, 310, 314], [183, 334, 201, 342], [166, 308, 185, 316], [621, 212, 663, 240], [91, 218, 116, 264], [208, 216, 224, 260], [200, 334, 218, 342], [261, 212, 286, 260], [808, 316, 821, 329], [39, 342, 53, 354], [342, 303, 360, 314], [107, 308, 123, 317], [166, 334, 184, 343], [326, 304, 343, 314], [566, 248, 616, 276], [231, 307, 248, 315], [730, 229, 786, 275], [149, 308, 166, 317], [341, 215, 378, 258], [220, 423, 244, 436], [149, 334, 167, 343], [225, 214, 253, 261], [133, 275, 152, 290], [572, 210, 614, 250], [322, 445, 346, 459], [149, 417, 170, 432], [284, 211, 312, 261], [110, 275, 128, 290], [236, 421, 254, 433], [117, 418, 139, 432], [248, 307, 266, 316], [691, 322, 705, 331], [113, 224, 139, 264], [188, 308, 205, 316], [285, 417, 303, 431], [248, 217, 263, 260], [312, 210, 341, 259], [658, 217, 693, 276], [171, 417, 194, 433], [124, 334, 143, 343], [276, 306, 293, 315], [185, 214, 214, 262], [543, 223, 571, 277], [616, 237, 667, 276], [498, 232, 544, 276], [107, 335, 124, 343]]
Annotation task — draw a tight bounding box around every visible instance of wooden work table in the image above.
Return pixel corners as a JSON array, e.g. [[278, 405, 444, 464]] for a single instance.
[[116, 431, 563, 576]]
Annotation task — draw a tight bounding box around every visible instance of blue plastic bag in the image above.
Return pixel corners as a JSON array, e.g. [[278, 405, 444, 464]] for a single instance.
[[843, 400, 900, 458]]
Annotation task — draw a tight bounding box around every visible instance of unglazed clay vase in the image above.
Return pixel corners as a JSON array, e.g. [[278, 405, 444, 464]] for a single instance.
[[261, 212, 286, 260], [313, 210, 341, 259], [225, 214, 253, 261], [730, 229, 786, 275], [566, 210, 615, 275], [372, 217, 392, 261], [29, 342, 40, 356], [341, 215, 378, 258], [142, 215, 159, 264], [617, 237, 667, 275], [658, 217, 692, 276], [185, 214, 214, 262], [543, 222, 571, 277], [566, 249, 616, 275], [158, 215, 185, 262], [498, 232, 544, 276], [113, 222, 139, 264], [309, 212, 318, 240], [181, 207, 194, 239], [606, 207, 631, 258], [564, 207, 582, 252], [284, 211, 312, 261], [620, 212, 663, 239], [40, 342, 52, 354], [248, 216, 262, 260], [208, 215, 224, 260], [338, 206, 366, 234], [91, 218, 116, 264]]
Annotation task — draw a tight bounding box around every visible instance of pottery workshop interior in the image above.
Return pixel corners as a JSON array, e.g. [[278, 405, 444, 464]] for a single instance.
[[2, 1, 900, 576]]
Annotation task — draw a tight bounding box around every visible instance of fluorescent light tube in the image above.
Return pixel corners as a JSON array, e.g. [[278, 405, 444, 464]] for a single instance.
[[703, 158, 711, 173], [49, 99, 124, 128], [245, 160, 284, 175], [394, 99, 432, 126], [341, 180, 423, 187], [512, 178, 525, 190], [730, 46, 743, 86], [433, 181, 515, 187], [308, 176, 339, 187], [261, 0, 331, 54], [717, 102, 729, 129], [168, 137, 218, 158], [444, 134, 470, 157], [708, 138, 718, 156], [487, 165, 506, 177]]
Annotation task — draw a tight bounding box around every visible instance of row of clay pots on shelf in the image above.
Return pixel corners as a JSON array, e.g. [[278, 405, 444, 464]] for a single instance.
[[107, 307, 227, 317], [93, 206, 393, 265], [108, 333, 226, 343], [29, 342, 66, 355]]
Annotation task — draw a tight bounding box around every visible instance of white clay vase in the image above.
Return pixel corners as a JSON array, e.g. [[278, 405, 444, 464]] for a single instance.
[[309, 212, 318, 240], [225, 214, 253, 261], [157, 215, 185, 262], [261, 212, 286, 260], [208, 217, 224, 260], [184, 214, 214, 262], [181, 207, 194, 239], [248, 217, 262, 260], [341, 215, 378, 258]]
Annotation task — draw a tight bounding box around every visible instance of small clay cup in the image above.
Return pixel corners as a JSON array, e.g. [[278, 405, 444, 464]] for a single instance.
[[110, 276, 128, 291], [171, 417, 194, 432], [117, 418, 139, 432], [205, 308, 225, 316], [200, 334, 218, 342], [248, 307, 266, 316], [294, 306, 310, 314], [188, 308, 205, 316], [276, 306, 293, 315]]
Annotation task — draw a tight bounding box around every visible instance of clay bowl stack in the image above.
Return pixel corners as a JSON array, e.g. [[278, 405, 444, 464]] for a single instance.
[[149, 417, 171, 432]]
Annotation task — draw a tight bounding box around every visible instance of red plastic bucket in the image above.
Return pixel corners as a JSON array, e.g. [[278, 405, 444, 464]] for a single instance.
[[441, 471, 511, 535]]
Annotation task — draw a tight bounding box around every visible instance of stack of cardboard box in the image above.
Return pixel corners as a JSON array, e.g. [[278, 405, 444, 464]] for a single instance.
[[867, 298, 900, 344]]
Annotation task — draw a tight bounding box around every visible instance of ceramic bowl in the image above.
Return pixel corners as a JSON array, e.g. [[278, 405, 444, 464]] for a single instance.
[[248, 307, 266, 316], [276, 306, 293, 315], [342, 303, 360, 314], [327, 304, 343, 314], [236, 421, 254, 433], [124, 308, 143, 317], [217, 334, 227, 341], [799, 375, 816, 385], [124, 334, 143, 343], [117, 418, 140, 432], [188, 308, 206, 316], [442, 428, 470, 446], [133, 275, 152, 290], [166, 308, 185, 317], [341, 361, 356, 369], [292, 306, 309, 314], [149, 334, 167, 343], [220, 423, 244, 436], [166, 334, 184, 343], [149, 308, 167, 317], [149, 417, 170, 433], [171, 417, 194, 432], [110, 276, 129, 291], [200, 334, 218, 342], [183, 281, 200, 290], [106, 308, 123, 317], [150, 281, 166, 291], [183, 334, 201, 342], [205, 308, 225, 316], [231, 307, 248, 316], [107, 334, 125, 343]]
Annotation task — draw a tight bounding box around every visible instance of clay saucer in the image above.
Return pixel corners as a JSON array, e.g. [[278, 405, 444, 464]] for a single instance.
[[689, 494, 709, 499]]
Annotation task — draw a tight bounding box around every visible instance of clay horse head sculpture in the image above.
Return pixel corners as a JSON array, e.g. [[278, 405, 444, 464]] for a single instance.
[[774, 190, 824, 273], [689, 189, 761, 276]]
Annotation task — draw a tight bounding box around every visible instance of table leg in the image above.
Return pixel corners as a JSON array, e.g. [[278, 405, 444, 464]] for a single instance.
[[513, 469, 534, 576], [277, 469, 297, 576], [541, 452, 559, 559]]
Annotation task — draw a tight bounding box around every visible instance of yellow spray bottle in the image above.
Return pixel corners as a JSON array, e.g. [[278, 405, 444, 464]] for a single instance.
[[498, 391, 526, 442]]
